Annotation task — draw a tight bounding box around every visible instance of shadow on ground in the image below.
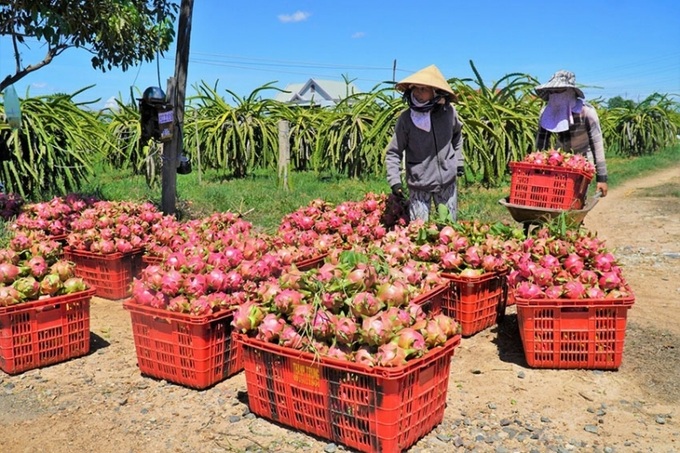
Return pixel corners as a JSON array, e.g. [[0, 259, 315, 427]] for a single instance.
[[89, 332, 111, 354]]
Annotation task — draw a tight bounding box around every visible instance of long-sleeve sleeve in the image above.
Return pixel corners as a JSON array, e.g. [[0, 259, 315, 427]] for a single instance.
[[452, 109, 464, 167], [385, 115, 407, 188], [583, 107, 608, 182]]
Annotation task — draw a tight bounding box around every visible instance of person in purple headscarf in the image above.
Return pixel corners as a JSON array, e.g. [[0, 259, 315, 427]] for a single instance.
[[535, 70, 608, 197]]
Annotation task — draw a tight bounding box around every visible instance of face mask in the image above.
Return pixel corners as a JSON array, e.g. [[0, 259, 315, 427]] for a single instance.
[[404, 90, 444, 112]]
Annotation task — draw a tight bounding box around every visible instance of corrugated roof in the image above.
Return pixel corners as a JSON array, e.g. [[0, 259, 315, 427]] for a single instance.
[[274, 78, 361, 106]]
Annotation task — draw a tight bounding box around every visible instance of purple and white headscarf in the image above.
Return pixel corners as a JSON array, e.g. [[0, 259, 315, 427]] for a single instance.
[[539, 89, 584, 132], [410, 91, 433, 132]]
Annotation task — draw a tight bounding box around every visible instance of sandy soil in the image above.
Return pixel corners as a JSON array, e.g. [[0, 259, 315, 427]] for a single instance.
[[1, 166, 679, 453]]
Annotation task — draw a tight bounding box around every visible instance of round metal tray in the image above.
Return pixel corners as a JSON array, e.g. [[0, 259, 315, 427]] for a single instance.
[[499, 192, 601, 225]]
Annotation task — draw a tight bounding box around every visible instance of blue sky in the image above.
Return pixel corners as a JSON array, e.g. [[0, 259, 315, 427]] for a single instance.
[[2, 0, 679, 110]]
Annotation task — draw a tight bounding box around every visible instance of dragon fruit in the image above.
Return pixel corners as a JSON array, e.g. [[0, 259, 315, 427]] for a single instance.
[[12, 276, 40, 300], [256, 313, 286, 342], [376, 342, 408, 367], [39, 273, 63, 296], [392, 328, 427, 358], [231, 301, 265, 333]]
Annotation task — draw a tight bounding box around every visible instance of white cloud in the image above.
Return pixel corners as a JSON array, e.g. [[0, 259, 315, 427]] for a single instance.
[[31, 82, 48, 89], [278, 11, 310, 23], [351, 32, 366, 39], [104, 96, 118, 110]]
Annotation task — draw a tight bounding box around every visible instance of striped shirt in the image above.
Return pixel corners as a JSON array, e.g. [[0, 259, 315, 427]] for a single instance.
[[535, 104, 608, 182]]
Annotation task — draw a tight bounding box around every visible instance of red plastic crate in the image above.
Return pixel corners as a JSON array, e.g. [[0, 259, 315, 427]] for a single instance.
[[515, 296, 634, 369], [123, 301, 242, 389], [64, 247, 144, 300], [293, 253, 328, 271], [142, 254, 163, 266], [441, 272, 507, 337], [509, 162, 592, 210], [0, 289, 96, 375], [48, 233, 69, 247], [411, 282, 449, 314], [237, 333, 460, 453]]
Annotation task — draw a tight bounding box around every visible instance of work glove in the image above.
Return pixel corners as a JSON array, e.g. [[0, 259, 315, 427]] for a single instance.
[[456, 166, 465, 177], [391, 183, 404, 198]]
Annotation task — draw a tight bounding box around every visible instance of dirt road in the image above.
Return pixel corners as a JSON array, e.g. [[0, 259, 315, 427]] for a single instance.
[[1, 166, 679, 453]]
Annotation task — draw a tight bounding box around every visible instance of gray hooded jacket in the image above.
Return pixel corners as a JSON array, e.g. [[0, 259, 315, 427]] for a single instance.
[[385, 103, 464, 192]]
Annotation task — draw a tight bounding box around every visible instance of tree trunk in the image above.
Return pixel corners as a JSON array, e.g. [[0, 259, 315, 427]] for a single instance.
[[161, 0, 194, 216]]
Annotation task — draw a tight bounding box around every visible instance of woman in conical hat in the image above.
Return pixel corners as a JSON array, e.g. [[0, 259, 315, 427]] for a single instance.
[[535, 70, 608, 196], [385, 65, 465, 222]]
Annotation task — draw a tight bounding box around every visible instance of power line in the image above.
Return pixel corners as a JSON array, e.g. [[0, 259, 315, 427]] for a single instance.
[[190, 51, 393, 71], [162, 55, 394, 86], [171, 50, 680, 90]]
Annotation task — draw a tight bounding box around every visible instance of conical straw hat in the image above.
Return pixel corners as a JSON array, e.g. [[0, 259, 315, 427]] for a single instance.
[[395, 65, 455, 99]]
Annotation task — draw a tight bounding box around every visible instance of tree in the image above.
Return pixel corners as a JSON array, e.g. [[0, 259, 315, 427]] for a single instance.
[[0, 88, 107, 198], [0, 0, 179, 92], [607, 96, 636, 110]]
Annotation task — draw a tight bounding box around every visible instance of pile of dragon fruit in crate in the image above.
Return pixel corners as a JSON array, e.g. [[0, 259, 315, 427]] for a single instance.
[[0, 184, 632, 368]]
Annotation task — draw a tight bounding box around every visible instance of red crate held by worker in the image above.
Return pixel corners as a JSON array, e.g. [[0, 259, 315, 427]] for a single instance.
[[509, 162, 592, 210]]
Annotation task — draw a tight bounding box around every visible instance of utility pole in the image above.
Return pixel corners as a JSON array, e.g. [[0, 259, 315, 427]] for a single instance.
[[162, 0, 194, 215]]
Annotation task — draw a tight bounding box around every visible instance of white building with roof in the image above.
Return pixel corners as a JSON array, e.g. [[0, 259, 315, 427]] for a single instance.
[[274, 78, 361, 107]]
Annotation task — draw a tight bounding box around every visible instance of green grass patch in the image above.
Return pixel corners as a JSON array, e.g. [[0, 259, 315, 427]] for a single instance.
[[81, 165, 390, 233], [458, 183, 508, 224], [77, 144, 680, 232], [605, 143, 680, 189]]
